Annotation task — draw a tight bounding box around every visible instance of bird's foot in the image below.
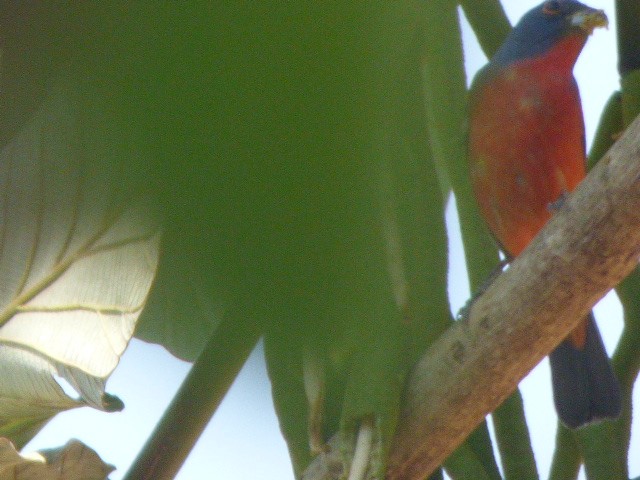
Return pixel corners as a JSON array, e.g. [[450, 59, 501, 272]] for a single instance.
[[548, 190, 569, 212], [456, 258, 509, 321]]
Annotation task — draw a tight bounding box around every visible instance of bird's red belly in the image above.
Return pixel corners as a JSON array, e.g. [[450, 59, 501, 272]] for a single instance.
[[468, 65, 586, 257]]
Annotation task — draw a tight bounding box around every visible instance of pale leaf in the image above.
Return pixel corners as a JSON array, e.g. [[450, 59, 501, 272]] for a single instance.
[[0, 438, 113, 480], [0, 71, 160, 431]]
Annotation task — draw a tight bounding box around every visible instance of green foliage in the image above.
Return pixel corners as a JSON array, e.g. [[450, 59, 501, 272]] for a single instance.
[[549, 426, 581, 480], [459, 0, 512, 56], [492, 392, 538, 480], [1, 1, 639, 479], [587, 91, 623, 171], [123, 2, 451, 477], [443, 442, 494, 480]]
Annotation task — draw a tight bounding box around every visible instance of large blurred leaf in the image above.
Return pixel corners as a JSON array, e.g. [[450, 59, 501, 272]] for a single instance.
[[0, 70, 160, 439], [135, 238, 220, 362]]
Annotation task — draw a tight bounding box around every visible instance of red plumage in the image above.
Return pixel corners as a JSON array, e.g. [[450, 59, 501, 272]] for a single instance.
[[469, 35, 587, 259]]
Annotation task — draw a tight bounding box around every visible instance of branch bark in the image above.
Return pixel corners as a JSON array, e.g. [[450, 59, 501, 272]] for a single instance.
[[386, 112, 640, 479]]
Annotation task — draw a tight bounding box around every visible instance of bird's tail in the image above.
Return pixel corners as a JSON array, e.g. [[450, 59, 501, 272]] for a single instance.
[[549, 312, 621, 429]]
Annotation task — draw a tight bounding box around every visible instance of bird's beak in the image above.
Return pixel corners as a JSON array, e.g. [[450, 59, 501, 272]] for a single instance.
[[570, 8, 608, 35]]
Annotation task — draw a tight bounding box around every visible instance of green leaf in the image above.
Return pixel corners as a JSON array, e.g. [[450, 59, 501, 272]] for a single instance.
[[135, 243, 221, 362]]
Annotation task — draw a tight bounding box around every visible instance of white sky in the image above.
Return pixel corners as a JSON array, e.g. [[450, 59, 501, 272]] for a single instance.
[[25, 1, 636, 479]]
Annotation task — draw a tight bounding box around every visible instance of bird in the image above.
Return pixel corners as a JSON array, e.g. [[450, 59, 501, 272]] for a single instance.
[[467, 0, 620, 428]]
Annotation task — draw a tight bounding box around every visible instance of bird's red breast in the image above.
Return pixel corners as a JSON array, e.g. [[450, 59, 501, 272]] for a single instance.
[[468, 34, 588, 257]]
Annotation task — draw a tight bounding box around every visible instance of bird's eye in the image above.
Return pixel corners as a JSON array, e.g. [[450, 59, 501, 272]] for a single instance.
[[542, 0, 561, 15]]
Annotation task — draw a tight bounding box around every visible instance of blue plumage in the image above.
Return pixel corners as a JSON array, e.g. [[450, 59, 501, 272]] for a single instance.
[[492, 0, 606, 66]]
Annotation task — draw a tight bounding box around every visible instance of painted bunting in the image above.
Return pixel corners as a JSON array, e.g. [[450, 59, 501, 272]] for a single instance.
[[468, 0, 620, 428]]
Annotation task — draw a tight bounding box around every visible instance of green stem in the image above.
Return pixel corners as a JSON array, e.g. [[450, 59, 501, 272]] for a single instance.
[[466, 423, 503, 480], [492, 391, 538, 480], [455, 4, 539, 476], [577, 417, 628, 480], [549, 425, 580, 480], [123, 314, 261, 480], [615, 0, 640, 76], [589, 14, 640, 478], [264, 335, 311, 477], [420, 2, 503, 477], [615, 270, 640, 385], [443, 441, 493, 480], [587, 91, 622, 171], [458, 0, 511, 59], [604, 269, 640, 476], [620, 70, 640, 126], [615, 6, 640, 457]]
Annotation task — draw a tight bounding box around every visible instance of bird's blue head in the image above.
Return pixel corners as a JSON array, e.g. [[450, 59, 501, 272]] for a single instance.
[[491, 0, 607, 66]]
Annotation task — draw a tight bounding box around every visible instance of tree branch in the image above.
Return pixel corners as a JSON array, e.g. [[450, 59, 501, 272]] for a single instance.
[[386, 112, 640, 480]]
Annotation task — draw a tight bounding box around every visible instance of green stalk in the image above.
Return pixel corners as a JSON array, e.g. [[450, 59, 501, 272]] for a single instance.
[[578, 416, 628, 480], [615, 0, 640, 77], [492, 391, 538, 480], [443, 441, 493, 480], [587, 91, 622, 171], [458, 0, 511, 58], [549, 425, 580, 480], [123, 315, 261, 480]]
